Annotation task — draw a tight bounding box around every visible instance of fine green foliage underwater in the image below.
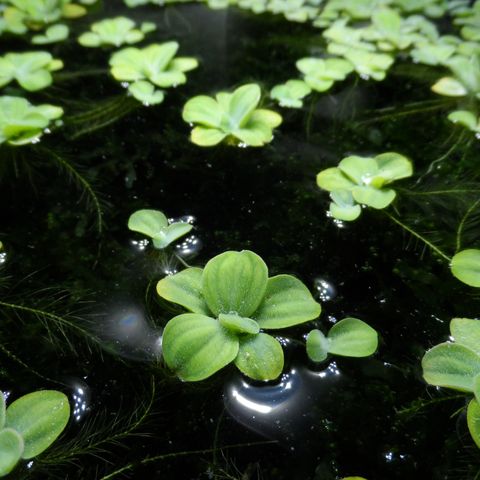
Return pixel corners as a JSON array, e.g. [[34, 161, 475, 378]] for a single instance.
[[157, 250, 321, 381]]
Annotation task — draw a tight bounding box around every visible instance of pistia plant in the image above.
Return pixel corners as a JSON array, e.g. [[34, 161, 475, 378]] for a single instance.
[[182, 83, 282, 147], [270, 79, 311, 108], [316, 152, 413, 221], [128, 209, 193, 249], [0, 52, 63, 91], [422, 318, 480, 448], [78, 16, 156, 48], [296, 57, 354, 92], [109, 41, 198, 105], [0, 96, 63, 146], [0, 390, 70, 477], [156, 250, 321, 381]]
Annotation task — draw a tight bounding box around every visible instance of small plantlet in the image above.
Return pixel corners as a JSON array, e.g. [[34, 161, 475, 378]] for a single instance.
[[182, 83, 282, 147], [0, 390, 70, 477], [270, 79, 311, 108], [128, 209, 193, 249], [109, 42, 198, 105], [0, 52, 63, 91], [157, 250, 321, 381], [31, 24, 69, 44], [316, 152, 413, 221], [78, 16, 155, 48], [296, 57, 354, 92], [0, 96, 63, 146], [422, 318, 480, 448], [306, 317, 378, 362]]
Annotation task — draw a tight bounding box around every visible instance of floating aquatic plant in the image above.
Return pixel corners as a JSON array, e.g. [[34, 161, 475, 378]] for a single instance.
[[316, 152, 413, 221], [422, 318, 480, 448], [306, 317, 378, 362], [128, 209, 193, 249], [451, 249, 480, 287], [0, 52, 63, 91], [182, 83, 282, 147], [78, 16, 156, 48], [0, 96, 63, 146], [157, 250, 321, 381], [270, 79, 311, 108], [448, 110, 480, 135], [296, 57, 354, 92], [109, 42, 198, 105], [31, 23, 69, 44], [0, 390, 70, 476], [431, 55, 480, 98]]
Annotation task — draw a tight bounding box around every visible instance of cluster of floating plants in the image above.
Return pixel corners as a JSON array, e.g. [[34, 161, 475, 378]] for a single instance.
[[3, 0, 480, 477]]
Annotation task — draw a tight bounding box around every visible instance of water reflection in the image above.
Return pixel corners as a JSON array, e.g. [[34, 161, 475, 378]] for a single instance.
[[313, 277, 336, 302], [224, 362, 346, 448], [175, 235, 202, 259], [95, 304, 162, 362], [66, 379, 91, 422]]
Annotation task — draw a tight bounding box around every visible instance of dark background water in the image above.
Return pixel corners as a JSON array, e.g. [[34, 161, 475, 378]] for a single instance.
[[1, 1, 480, 478]]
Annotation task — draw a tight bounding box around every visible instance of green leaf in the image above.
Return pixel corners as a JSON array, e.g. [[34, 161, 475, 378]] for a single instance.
[[5, 390, 70, 459], [228, 83, 261, 128], [316, 167, 356, 191], [0, 428, 24, 477], [467, 398, 480, 448], [451, 249, 480, 287], [431, 77, 468, 96], [151, 222, 193, 249], [422, 342, 480, 392], [234, 333, 284, 380], [202, 250, 268, 317], [327, 318, 378, 357], [374, 152, 413, 182], [32, 24, 69, 45], [352, 185, 396, 209], [191, 127, 227, 146], [128, 209, 168, 237], [474, 374, 480, 404], [270, 79, 311, 108], [306, 329, 329, 362], [329, 190, 362, 221], [254, 274, 321, 329], [157, 267, 209, 315], [339, 156, 378, 185], [128, 81, 164, 105], [448, 110, 478, 132], [450, 318, 480, 355], [182, 96, 223, 128], [219, 313, 260, 334], [0, 391, 5, 429], [162, 313, 239, 381]]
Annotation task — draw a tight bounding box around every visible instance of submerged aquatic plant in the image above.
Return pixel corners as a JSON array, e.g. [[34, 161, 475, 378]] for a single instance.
[[306, 317, 378, 362], [0, 96, 63, 146], [182, 83, 282, 146], [109, 42, 198, 105], [0, 52, 63, 91], [270, 79, 311, 108], [316, 152, 413, 221], [422, 318, 480, 448], [0, 390, 70, 477], [157, 250, 321, 381], [128, 209, 193, 249], [78, 16, 156, 48]]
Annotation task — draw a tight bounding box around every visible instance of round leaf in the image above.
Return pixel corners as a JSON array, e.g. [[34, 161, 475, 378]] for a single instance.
[[0, 428, 24, 477], [306, 329, 329, 362], [128, 209, 168, 238], [422, 342, 480, 392], [374, 152, 413, 182], [152, 222, 193, 249], [191, 127, 227, 146], [202, 250, 268, 317], [451, 249, 480, 287], [327, 318, 378, 357], [219, 313, 260, 334], [450, 318, 480, 356], [182, 96, 223, 128], [254, 274, 321, 329], [467, 398, 480, 448], [317, 168, 356, 192], [5, 390, 70, 459], [162, 313, 239, 381], [156, 267, 209, 315], [352, 185, 396, 209], [234, 333, 284, 380]]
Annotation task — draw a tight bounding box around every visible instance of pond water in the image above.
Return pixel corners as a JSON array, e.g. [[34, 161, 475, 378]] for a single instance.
[[1, 0, 480, 479]]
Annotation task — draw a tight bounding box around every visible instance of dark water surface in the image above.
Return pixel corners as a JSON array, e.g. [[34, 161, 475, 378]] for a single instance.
[[1, 1, 480, 479]]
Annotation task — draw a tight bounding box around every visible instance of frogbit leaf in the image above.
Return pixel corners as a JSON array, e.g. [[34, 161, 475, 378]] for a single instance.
[[162, 313, 239, 381], [5, 390, 70, 459], [156, 267, 209, 315], [0, 428, 24, 477], [219, 313, 260, 334], [306, 329, 329, 362], [327, 318, 378, 357], [234, 333, 284, 380], [254, 274, 321, 329], [202, 250, 268, 317], [467, 398, 480, 448], [451, 249, 480, 287], [450, 318, 480, 356], [422, 342, 480, 392]]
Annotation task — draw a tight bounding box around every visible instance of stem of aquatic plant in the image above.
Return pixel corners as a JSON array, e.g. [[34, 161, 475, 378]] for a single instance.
[[99, 440, 278, 480], [383, 211, 451, 262]]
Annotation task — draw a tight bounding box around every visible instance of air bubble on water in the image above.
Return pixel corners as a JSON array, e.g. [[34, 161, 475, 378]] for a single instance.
[[313, 277, 336, 302], [68, 380, 91, 422], [130, 238, 149, 251]]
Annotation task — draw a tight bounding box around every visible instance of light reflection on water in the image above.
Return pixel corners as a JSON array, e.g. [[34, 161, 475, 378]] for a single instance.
[[223, 362, 346, 448]]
